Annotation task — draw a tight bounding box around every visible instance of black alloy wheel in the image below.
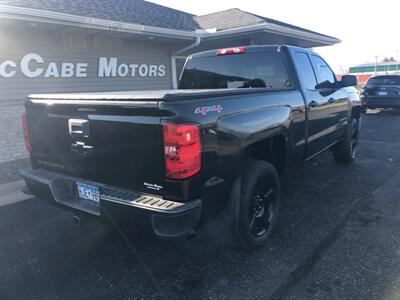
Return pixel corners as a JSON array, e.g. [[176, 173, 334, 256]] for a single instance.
[[249, 180, 276, 238], [237, 160, 281, 250]]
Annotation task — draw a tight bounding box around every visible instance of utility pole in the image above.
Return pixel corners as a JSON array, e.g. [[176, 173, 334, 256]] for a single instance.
[[374, 55, 379, 75], [396, 50, 399, 74]]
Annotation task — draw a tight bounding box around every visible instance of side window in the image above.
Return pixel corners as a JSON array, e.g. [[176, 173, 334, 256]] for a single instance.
[[310, 55, 336, 85], [176, 58, 187, 80], [293, 52, 317, 90]]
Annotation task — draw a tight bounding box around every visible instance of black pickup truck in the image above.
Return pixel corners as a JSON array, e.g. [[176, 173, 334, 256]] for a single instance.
[[21, 45, 361, 249]]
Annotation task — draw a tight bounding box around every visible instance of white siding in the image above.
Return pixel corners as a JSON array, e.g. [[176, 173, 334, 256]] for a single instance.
[[0, 25, 173, 163]]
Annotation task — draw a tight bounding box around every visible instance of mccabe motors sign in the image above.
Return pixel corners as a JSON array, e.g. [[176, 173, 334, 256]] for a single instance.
[[0, 53, 166, 79]]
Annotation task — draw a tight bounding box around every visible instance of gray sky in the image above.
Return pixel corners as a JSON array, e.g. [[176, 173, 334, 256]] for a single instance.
[[149, 0, 399, 73]]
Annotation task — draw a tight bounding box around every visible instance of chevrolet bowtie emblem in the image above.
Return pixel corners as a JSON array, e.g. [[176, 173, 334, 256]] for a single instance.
[[68, 119, 90, 138], [68, 119, 93, 155]]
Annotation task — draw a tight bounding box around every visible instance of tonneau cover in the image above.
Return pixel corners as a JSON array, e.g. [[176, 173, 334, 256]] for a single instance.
[[28, 88, 271, 101]]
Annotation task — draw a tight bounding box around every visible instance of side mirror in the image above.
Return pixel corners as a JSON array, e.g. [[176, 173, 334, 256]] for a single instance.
[[315, 80, 333, 90], [340, 75, 358, 87]]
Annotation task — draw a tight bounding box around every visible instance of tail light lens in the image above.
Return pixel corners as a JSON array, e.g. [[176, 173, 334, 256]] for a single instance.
[[22, 113, 32, 153], [163, 124, 201, 179]]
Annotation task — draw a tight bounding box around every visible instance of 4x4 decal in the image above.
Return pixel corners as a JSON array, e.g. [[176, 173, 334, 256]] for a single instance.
[[194, 104, 223, 116]]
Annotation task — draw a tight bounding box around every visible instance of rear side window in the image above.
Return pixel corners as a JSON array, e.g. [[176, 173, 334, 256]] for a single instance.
[[179, 52, 292, 90], [293, 52, 317, 90], [367, 76, 400, 86], [310, 55, 336, 85]]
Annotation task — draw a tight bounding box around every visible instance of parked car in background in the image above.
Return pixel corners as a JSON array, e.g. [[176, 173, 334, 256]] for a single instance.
[[21, 45, 361, 250], [361, 75, 400, 110]]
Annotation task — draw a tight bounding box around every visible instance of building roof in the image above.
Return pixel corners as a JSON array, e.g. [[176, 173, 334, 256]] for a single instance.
[[194, 8, 336, 39], [195, 8, 265, 31], [0, 0, 200, 31], [351, 61, 400, 68], [0, 0, 337, 41]]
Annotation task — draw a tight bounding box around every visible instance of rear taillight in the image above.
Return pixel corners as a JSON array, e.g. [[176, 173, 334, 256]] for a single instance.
[[216, 47, 245, 56], [163, 124, 201, 180], [22, 113, 32, 153]]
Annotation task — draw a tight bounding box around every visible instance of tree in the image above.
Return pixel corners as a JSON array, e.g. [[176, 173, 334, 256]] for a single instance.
[[382, 57, 396, 62]]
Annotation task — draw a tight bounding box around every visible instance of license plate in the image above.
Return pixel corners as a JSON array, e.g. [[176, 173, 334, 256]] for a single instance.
[[378, 91, 388, 96], [76, 182, 100, 203]]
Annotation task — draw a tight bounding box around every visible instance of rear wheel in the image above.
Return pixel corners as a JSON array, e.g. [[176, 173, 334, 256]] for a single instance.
[[237, 160, 281, 250], [332, 117, 359, 164]]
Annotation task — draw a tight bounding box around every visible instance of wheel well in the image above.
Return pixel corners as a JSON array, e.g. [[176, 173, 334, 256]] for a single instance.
[[244, 135, 287, 175], [351, 106, 362, 119]]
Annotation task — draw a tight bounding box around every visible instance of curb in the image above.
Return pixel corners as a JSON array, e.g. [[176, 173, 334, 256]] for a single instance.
[[0, 180, 32, 206]]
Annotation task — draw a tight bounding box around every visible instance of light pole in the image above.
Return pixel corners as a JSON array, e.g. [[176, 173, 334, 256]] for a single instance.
[[374, 55, 379, 75], [396, 50, 399, 74]]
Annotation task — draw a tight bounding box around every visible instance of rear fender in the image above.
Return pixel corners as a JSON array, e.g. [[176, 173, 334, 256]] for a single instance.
[[215, 106, 291, 176]]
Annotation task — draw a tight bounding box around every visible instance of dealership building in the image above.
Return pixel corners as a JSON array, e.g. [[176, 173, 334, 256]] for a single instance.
[[0, 0, 339, 163], [348, 61, 400, 85]]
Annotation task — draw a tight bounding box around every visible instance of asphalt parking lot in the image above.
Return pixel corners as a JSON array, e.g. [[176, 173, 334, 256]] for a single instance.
[[1, 109, 400, 300]]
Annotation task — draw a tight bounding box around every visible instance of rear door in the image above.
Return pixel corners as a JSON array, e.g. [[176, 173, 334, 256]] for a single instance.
[[292, 51, 349, 158], [309, 55, 349, 143]]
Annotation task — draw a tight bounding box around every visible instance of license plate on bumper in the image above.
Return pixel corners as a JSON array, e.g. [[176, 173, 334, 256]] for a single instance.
[[76, 182, 100, 203]]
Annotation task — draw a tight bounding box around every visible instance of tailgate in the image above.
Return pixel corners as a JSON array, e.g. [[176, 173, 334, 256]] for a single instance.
[[365, 86, 400, 98], [25, 99, 165, 194]]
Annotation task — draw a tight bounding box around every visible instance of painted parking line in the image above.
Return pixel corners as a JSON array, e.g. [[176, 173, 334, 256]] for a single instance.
[[0, 180, 32, 206]]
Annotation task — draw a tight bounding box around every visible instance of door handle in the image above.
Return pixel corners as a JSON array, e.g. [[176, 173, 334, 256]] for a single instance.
[[328, 98, 336, 104], [308, 100, 319, 108]]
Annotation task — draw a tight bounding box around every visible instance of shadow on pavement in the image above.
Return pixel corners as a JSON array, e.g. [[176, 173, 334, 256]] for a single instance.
[[365, 108, 400, 117]]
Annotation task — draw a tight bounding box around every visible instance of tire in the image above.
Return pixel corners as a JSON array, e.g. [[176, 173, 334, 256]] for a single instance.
[[332, 117, 360, 164], [237, 160, 281, 250]]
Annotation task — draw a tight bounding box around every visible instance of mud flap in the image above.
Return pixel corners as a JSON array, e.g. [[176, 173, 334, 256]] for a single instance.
[[226, 177, 242, 238], [199, 177, 242, 245]]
